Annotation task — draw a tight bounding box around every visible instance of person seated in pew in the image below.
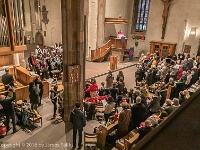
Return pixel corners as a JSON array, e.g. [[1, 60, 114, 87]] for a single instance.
[[135, 119, 153, 143], [161, 99, 174, 115], [174, 77, 185, 98], [165, 77, 175, 88], [158, 111, 168, 124], [106, 102, 131, 146], [148, 90, 161, 115], [172, 98, 180, 110]]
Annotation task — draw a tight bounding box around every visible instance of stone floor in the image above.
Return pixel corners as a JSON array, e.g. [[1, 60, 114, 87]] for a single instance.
[[0, 47, 139, 150]]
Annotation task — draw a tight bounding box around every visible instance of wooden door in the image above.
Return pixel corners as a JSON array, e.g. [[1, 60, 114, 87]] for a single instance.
[[161, 44, 169, 58]]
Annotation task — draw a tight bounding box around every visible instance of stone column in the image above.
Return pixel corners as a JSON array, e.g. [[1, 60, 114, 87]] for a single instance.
[[96, 0, 106, 47], [61, 0, 84, 133]]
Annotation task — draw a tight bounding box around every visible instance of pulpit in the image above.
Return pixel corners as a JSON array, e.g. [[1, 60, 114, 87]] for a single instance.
[[110, 37, 127, 62]]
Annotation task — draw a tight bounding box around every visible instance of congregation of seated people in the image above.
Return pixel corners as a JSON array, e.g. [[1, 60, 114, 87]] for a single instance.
[[83, 51, 200, 147], [28, 43, 63, 80]]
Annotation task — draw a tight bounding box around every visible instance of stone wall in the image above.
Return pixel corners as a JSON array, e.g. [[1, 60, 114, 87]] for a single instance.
[[104, 0, 130, 41], [24, 0, 62, 46], [127, 0, 200, 57]]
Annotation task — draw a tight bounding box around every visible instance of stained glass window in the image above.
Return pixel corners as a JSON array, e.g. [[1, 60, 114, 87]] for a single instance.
[[135, 0, 150, 32]]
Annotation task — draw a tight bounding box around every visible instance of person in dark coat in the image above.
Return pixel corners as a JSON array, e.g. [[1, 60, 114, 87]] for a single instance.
[[50, 85, 58, 118], [178, 52, 185, 64], [106, 71, 114, 88], [165, 71, 171, 84], [109, 83, 119, 104], [2, 67, 14, 90], [151, 66, 157, 84], [70, 102, 86, 149], [116, 71, 124, 82], [29, 81, 40, 110], [84, 82, 91, 98], [130, 96, 148, 130], [0, 88, 18, 134], [34, 75, 44, 106], [148, 91, 161, 115], [146, 69, 153, 86], [136, 120, 152, 143], [135, 66, 143, 85], [175, 78, 185, 98], [116, 78, 125, 95]]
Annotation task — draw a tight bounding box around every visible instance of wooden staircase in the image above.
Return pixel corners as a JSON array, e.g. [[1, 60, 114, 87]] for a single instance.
[[91, 40, 112, 62], [91, 37, 127, 62]]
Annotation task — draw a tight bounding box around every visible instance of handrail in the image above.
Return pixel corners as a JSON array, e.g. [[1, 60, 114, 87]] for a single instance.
[[91, 40, 111, 61]]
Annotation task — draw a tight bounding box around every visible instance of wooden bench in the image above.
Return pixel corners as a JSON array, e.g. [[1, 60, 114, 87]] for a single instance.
[[116, 129, 139, 150], [96, 121, 118, 149]]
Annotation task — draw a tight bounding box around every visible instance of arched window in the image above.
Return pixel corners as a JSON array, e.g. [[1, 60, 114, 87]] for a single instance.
[[132, 0, 150, 33]]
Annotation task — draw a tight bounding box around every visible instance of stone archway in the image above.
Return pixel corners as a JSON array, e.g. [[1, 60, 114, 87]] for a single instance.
[[35, 31, 44, 46]]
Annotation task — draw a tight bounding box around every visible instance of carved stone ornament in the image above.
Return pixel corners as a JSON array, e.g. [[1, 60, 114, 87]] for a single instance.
[[41, 5, 49, 26], [68, 65, 81, 84]]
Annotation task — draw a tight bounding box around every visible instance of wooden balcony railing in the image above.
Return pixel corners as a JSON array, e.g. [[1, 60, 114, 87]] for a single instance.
[[91, 40, 111, 62]]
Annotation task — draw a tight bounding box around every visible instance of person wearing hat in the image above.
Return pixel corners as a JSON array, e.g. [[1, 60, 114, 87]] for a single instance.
[[2, 67, 14, 90], [104, 97, 115, 123]]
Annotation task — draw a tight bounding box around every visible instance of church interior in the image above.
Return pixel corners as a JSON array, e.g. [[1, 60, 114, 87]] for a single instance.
[[0, 0, 200, 149]]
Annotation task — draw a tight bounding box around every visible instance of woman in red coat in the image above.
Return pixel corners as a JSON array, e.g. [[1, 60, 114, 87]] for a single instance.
[[86, 78, 98, 98], [177, 65, 183, 80]]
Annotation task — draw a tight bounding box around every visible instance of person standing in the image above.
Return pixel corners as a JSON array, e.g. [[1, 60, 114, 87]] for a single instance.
[[130, 96, 148, 130], [104, 97, 115, 123], [29, 81, 40, 111], [35, 45, 43, 56], [28, 53, 36, 70], [86, 78, 98, 98], [70, 102, 86, 149], [50, 85, 58, 118], [109, 83, 119, 105], [0, 88, 18, 133], [106, 71, 114, 88], [2, 67, 14, 90], [34, 75, 44, 106]]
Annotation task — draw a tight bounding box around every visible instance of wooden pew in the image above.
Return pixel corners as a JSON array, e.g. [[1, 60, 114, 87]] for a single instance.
[[116, 130, 139, 150], [15, 66, 36, 85], [96, 121, 118, 149]]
